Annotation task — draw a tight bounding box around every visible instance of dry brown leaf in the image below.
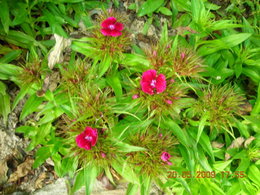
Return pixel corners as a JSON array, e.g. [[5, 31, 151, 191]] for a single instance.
[[0, 160, 8, 184], [34, 172, 47, 189], [227, 137, 245, 150], [8, 158, 34, 183], [244, 136, 255, 148], [225, 137, 245, 160], [212, 141, 225, 148], [48, 34, 71, 69]]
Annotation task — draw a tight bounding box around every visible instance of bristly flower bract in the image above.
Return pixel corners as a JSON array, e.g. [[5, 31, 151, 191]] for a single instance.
[[192, 84, 246, 132], [145, 42, 204, 78], [127, 130, 178, 178]]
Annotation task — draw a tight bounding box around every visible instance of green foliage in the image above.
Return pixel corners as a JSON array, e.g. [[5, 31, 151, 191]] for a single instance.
[[0, 0, 260, 194]]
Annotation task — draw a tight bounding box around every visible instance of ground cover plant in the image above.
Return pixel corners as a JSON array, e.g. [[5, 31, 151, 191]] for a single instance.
[[0, 0, 260, 194]]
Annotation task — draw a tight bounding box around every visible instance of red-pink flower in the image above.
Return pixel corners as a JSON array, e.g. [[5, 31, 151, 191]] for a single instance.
[[76, 127, 98, 150], [161, 152, 172, 165], [141, 69, 166, 95], [165, 100, 173, 105], [132, 94, 139, 99], [101, 17, 124, 37]]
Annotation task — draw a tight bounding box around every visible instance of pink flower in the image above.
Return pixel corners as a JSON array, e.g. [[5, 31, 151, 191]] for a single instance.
[[165, 100, 173, 104], [161, 152, 172, 165], [181, 52, 186, 60], [101, 152, 106, 158], [141, 69, 166, 95], [170, 79, 175, 83], [76, 127, 98, 150], [132, 94, 139, 99], [101, 17, 124, 37]]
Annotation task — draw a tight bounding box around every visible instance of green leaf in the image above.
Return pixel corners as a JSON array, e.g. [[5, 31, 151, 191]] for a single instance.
[[198, 33, 252, 56], [104, 167, 115, 185], [227, 182, 241, 195], [43, 9, 68, 37], [20, 94, 44, 120], [138, 0, 164, 17], [0, 63, 22, 81], [162, 119, 189, 147], [178, 145, 195, 174], [242, 67, 260, 83], [84, 165, 98, 195], [106, 73, 122, 101], [248, 165, 260, 186], [16, 126, 36, 137], [0, 31, 45, 52], [121, 53, 150, 70], [197, 147, 212, 171], [0, 81, 7, 95], [207, 180, 225, 195], [0, 94, 10, 123], [0, 0, 9, 33], [12, 85, 30, 110], [160, 21, 168, 44], [114, 141, 147, 153], [60, 157, 78, 177], [158, 7, 172, 16], [0, 50, 22, 63], [191, 0, 205, 23], [213, 160, 232, 171], [33, 146, 52, 168], [128, 3, 136, 10], [189, 128, 214, 161], [142, 17, 153, 35], [252, 82, 260, 114], [112, 159, 138, 184], [98, 55, 112, 77], [196, 112, 208, 143], [140, 175, 151, 195], [126, 183, 139, 195], [71, 169, 85, 194]]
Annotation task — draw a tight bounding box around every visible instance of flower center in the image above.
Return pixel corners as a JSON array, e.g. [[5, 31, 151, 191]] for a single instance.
[[150, 79, 156, 87], [108, 24, 115, 30], [85, 136, 93, 141]]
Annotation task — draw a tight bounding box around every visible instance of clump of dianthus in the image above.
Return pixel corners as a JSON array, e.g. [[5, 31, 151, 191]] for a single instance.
[[145, 42, 174, 71], [192, 85, 246, 131], [59, 117, 118, 167], [19, 60, 43, 87], [145, 42, 203, 78], [126, 131, 178, 178], [59, 59, 91, 93], [132, 69, 187, 119], [90, 9, 131, 58], [173, 48, 204, 77]]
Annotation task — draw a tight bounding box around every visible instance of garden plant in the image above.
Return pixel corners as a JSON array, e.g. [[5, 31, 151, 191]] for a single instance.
[[0, 0, 260, 194]]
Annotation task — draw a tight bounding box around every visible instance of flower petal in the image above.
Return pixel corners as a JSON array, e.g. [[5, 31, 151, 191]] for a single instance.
[[141, 82, 154, 95], [76, 134, 85, 148], [142, 69, 157, 82], [156, 74, 166, 93], [115, 22, 124, 31], [101, 28, 112, 36], [161, 152, 171, 162], [110, 30, 122, 37], [101, 17, 116, 28]]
